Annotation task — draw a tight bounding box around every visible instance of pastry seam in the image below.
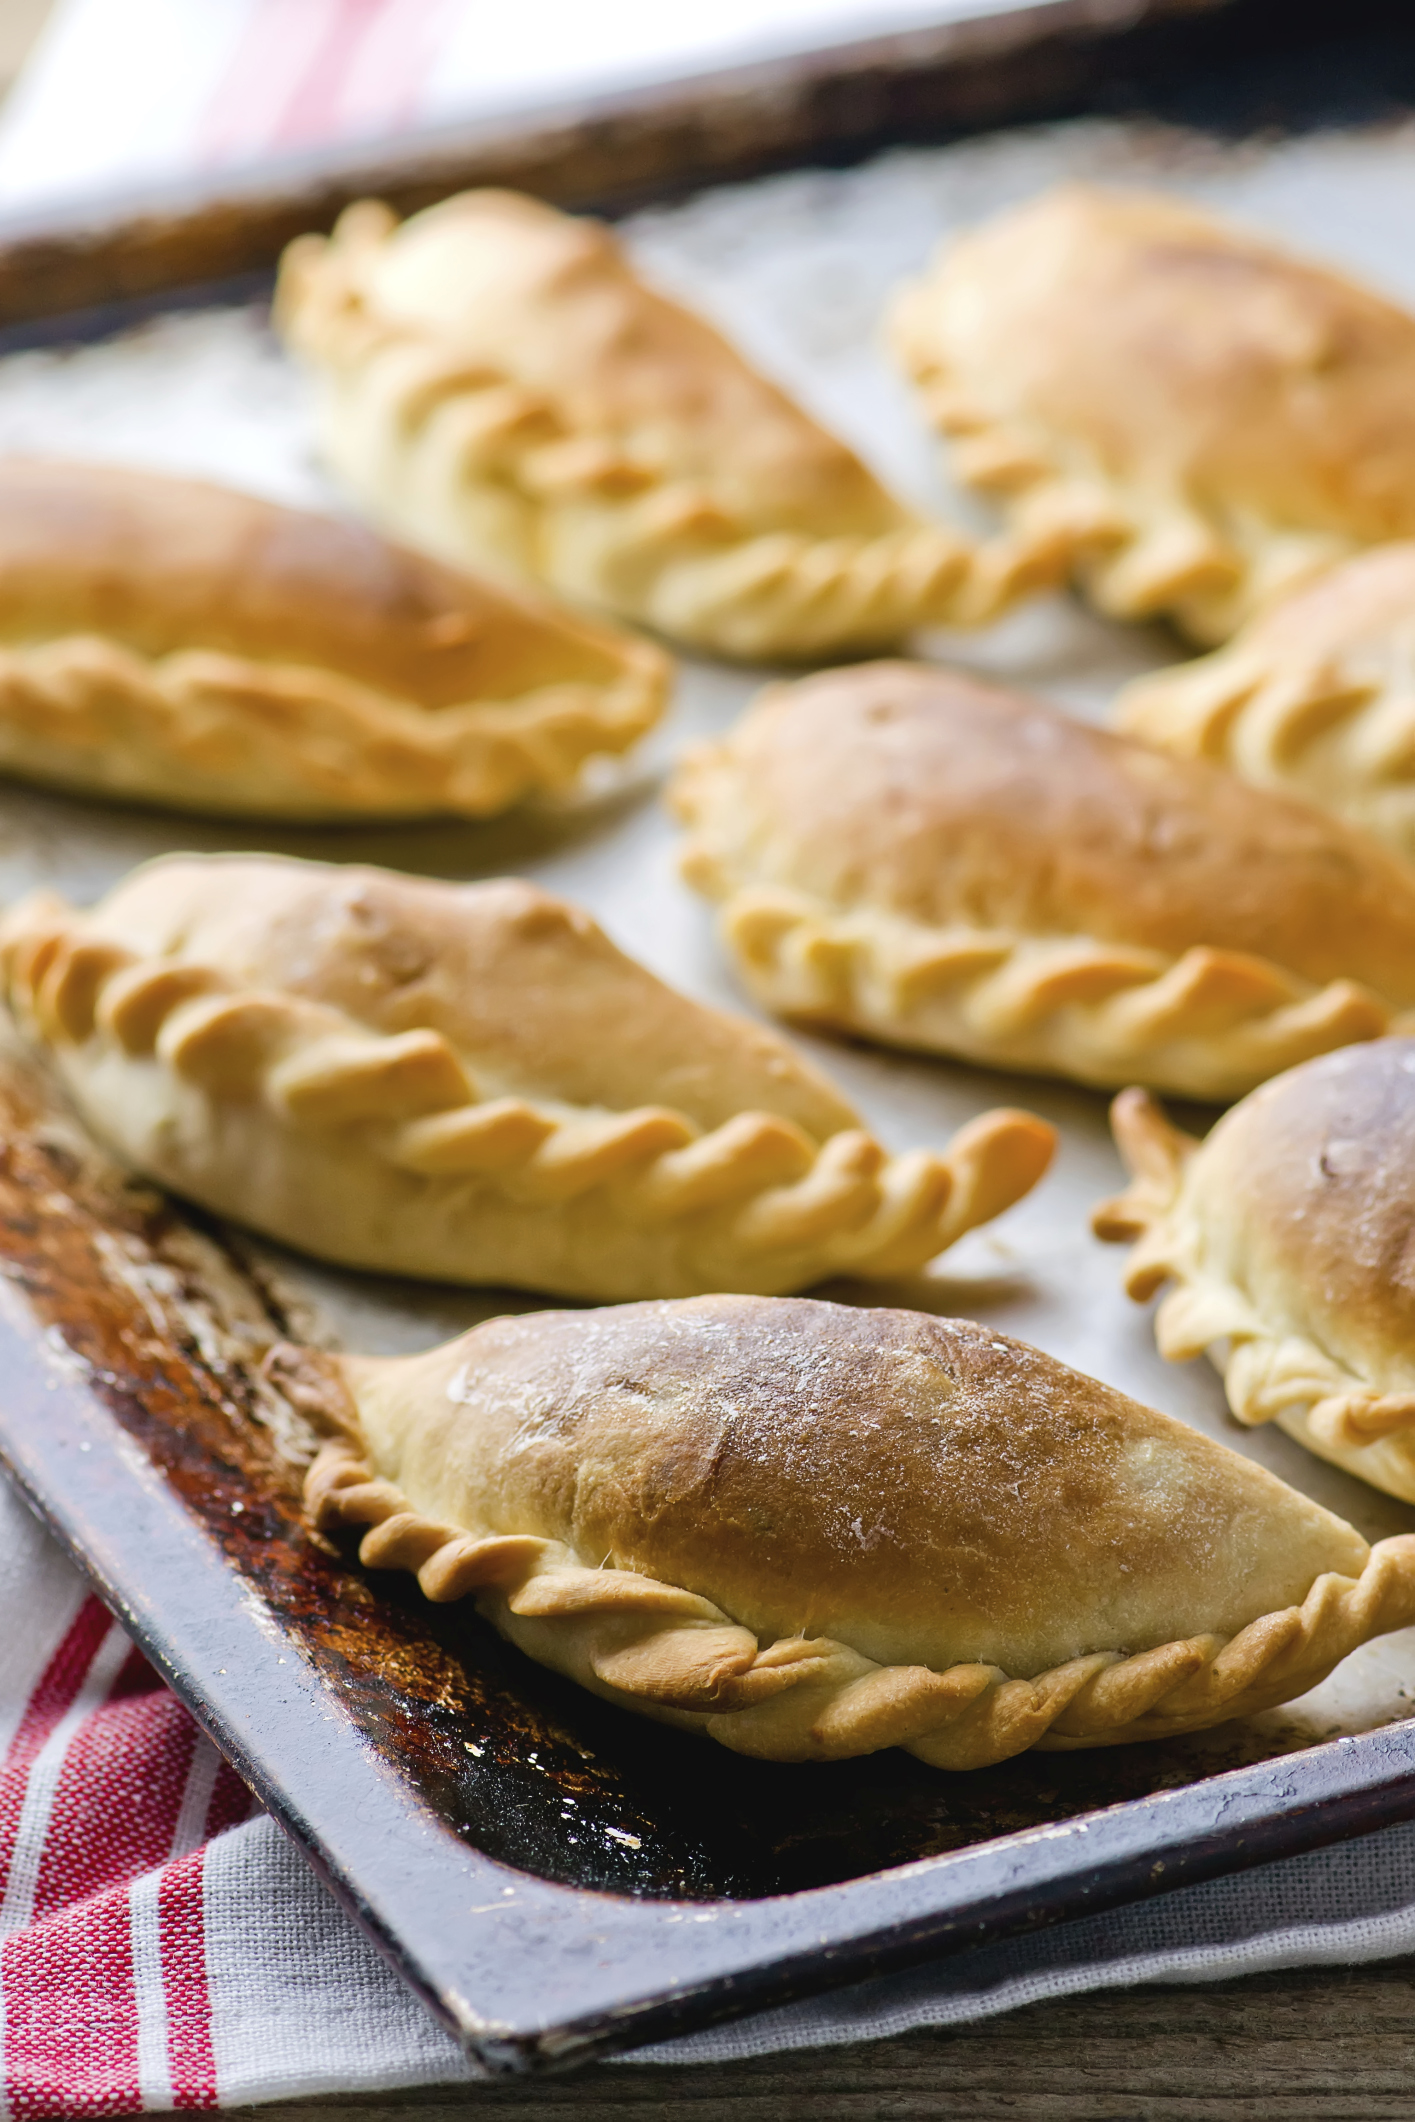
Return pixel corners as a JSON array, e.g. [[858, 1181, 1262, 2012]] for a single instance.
[[0, 896, 1053, 1285], [303, 1422, 1415, 1769], [1116, 642, 1415, 856], [1094, 1087, 1415, 1469], [680, 863, 1402, 1099], [0, 630, 666, 819], [888, 278, 1351, 644], [275, 208, 1064, 659]]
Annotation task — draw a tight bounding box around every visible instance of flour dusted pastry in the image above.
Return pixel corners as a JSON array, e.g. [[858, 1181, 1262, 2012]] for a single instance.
[[0, 457, 668, 819], [669, 660, 1415, 1099], [274, 190, 1051, 661], [1117, 545, 1415, 864], [278, 1294, 1415, 1768], [891, 186, 1415, 643], [0, 854, 1053, 1301], [1096, 1041, 1415, 1503]]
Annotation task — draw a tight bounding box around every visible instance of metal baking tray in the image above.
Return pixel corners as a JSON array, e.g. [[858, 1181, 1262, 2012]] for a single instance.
[[4, 1, 1415, 2076]]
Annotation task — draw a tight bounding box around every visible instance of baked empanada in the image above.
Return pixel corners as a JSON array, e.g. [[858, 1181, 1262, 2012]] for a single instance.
[[668, 660, 1415, 1099], [0, 457, 667, 820], [0, 853, 1053, 1301], [279, 1293, 1415, 1769], [1117, 544, 1415, 865], [890, 185, 1415, 643], [1096, 1040, 1415, 1503], [274, 190, 1047, 661]]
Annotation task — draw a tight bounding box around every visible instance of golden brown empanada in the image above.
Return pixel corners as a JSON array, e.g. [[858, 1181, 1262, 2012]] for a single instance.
[[0, 853, 1053, 1301], [1096, 1040, 1415, 1503], [280, 1293, 1415, 1768], [0, 457, 667, 819], [1117, 544, 1415, 864], [890, 185, 1415, 643], [274, 190, 1048, 661], [669, 660, 1415, 1099]]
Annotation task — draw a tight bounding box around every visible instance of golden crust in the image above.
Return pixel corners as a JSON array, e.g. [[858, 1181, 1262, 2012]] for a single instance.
[[1095, 1043, 1415, 1503], [1117, 543, 1415, 864], [274, 192, 1056, 660], [0, 456, 667, 818], [668, 660, 1415, 1098], [890, 185, 1415, 643], [284, 1294, 1415, 1768], [0, 853, 1053, 1301]]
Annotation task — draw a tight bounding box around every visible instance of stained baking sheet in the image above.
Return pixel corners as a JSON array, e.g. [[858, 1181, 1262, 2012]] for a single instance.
[[3, 105, 1415, 2067]]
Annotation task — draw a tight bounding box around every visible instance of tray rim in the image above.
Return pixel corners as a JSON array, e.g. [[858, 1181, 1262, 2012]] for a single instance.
[[0, 0, 1266, 333]]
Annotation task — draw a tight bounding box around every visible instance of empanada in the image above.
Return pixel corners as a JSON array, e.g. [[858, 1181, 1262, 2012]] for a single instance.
[[0, 853, 1053, 1301], [274, 189, 1048, 661], [1096, 1040, 1415, 1504], [1117, 545, 1415, 864], [890, 185, 1415, 643], [277, 1293, 1415, 1769], [0, 457, 668, 819], [669, 660, 1415, 1099]]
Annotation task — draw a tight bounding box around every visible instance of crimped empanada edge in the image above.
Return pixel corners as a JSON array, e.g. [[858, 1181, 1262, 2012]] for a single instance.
[[275, 202, 1064, 661], [0, 891, 1054, 1297], [1116, 638, 1415, 868], [1095, 1086, 1415, 1501], [887, 261, 1351, 647], [0, 626, 667, 821], [297, 1377, 1415, 1769], [674, 847, 1403, 1100]]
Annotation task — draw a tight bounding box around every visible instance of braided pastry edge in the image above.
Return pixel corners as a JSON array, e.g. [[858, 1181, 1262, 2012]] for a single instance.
[[887, 273, 1351, 646], [1115, 631, 1415, 869], [275, 206, 1064, 661], [669, 817, 1402, 1097], [0, 893, 1055, 1296], [287, 1348, 1415, 1769], [1094, 1086, 1415, 1500], [0, 626, 666, 821]]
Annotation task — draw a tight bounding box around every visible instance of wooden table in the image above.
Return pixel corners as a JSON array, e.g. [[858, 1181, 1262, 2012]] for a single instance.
[[225, 1958, 1415, 2121]]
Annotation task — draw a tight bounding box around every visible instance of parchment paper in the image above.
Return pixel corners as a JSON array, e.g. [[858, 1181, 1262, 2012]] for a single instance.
[[4, 111, 1415, 1749]]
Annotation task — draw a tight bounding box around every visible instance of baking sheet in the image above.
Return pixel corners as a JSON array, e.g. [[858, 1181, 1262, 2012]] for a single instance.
[[5, 107, 1415, 1788]]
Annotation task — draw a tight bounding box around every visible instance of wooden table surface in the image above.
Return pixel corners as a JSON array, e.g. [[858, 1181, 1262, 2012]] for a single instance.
[[222, 1957, 1415, 2122]]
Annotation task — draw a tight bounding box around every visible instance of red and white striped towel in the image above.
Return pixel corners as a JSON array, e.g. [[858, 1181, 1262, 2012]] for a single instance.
[[0, 1472, 474, 2115], [1, 1597, 249, 2114]]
